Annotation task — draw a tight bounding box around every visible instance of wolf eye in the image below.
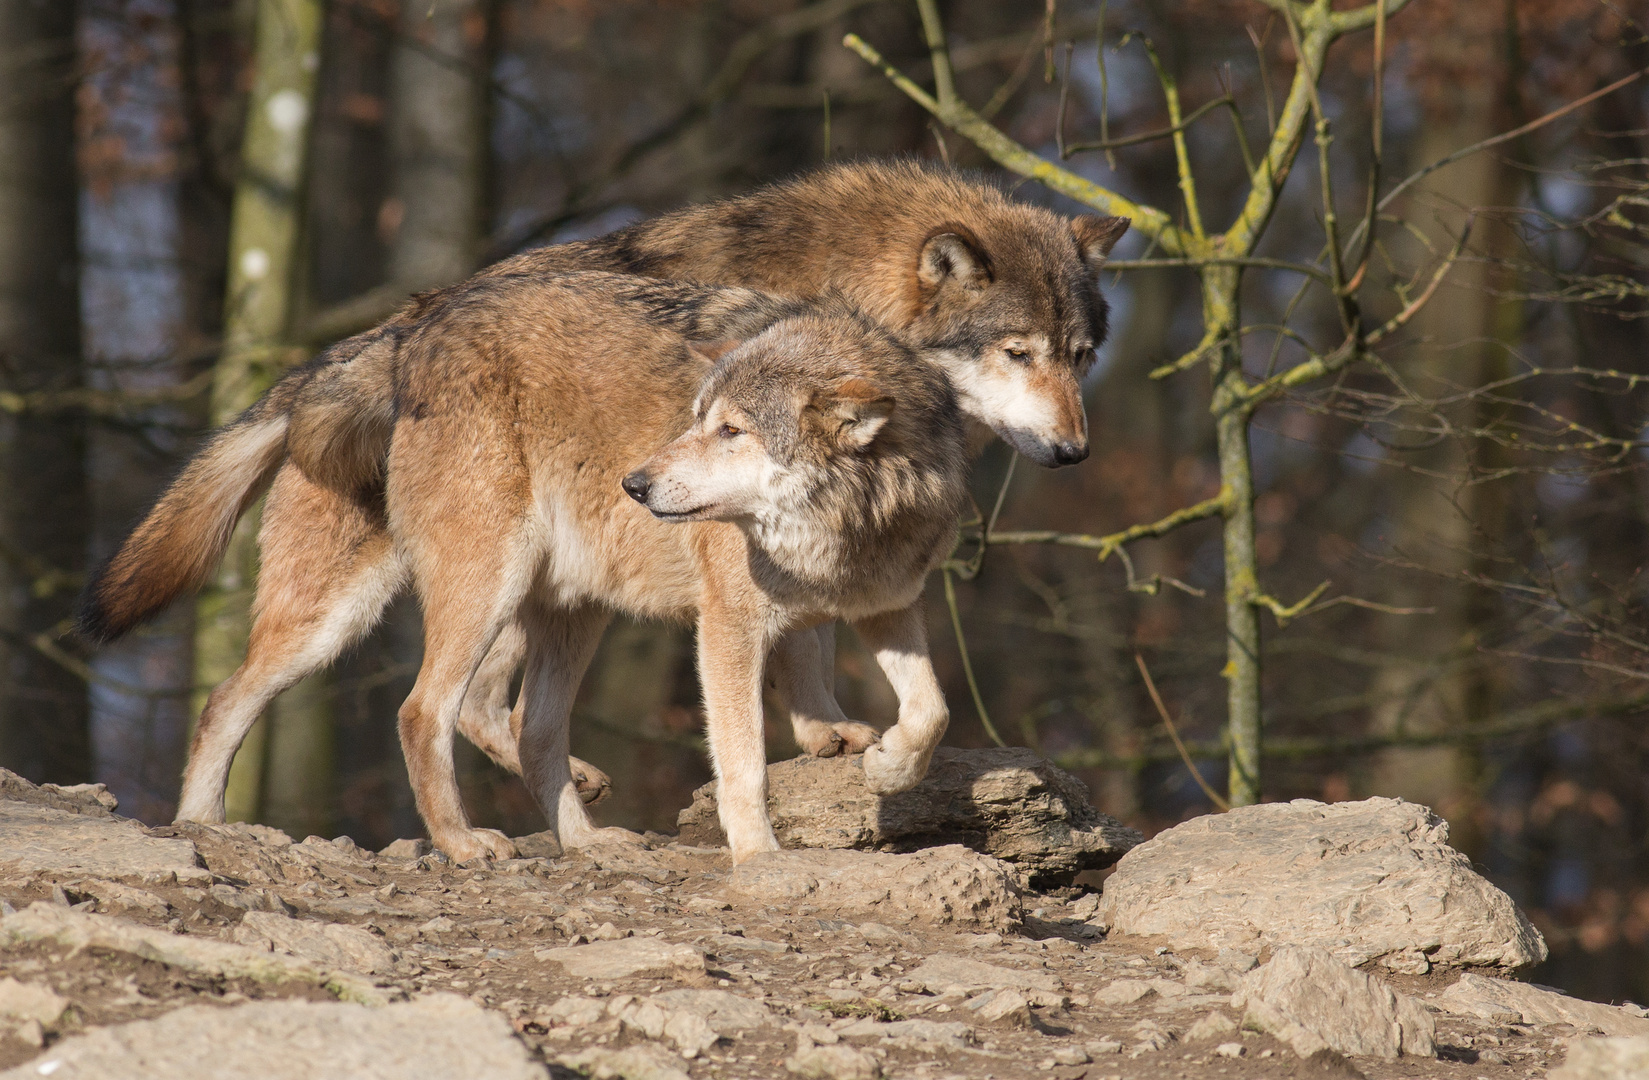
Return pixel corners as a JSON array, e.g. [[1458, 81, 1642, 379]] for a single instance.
[[718, 424, 743, 439], [1004, 346, 1031, 363], [1074, 346, 1096, 367]]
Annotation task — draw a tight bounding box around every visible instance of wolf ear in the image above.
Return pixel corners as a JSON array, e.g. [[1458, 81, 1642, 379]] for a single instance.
[[1071, 215, 1130, 271], [813, 377, 895, 450], [686, 338, 743, 367], [917, 228, 993, 293]]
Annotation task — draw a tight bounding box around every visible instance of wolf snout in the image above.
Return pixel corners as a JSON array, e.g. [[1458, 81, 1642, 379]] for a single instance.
[[621, 471, 652, 504], [1053, 440, 1089, 466]]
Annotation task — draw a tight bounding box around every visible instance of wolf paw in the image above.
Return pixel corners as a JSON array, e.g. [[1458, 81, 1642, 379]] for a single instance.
[[829, 721, 881, 755], [861, 741, 929, 794], [570, 757, 613, 805], [728, 829, 781, 865], [794, 719, 881, 758], [434, 827, 517, 863]]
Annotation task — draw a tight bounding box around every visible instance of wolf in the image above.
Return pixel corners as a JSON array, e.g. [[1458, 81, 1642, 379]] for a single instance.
[[79, 160, 1126, 850], [98, 273, 969, 862]]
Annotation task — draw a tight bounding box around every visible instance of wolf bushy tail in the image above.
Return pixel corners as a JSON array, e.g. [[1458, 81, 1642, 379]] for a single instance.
[[77, 398, 290, 645]]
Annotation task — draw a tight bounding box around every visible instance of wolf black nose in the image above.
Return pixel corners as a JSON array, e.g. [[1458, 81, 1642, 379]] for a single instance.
[[621, 472, 651, 503], [1053, 441, 1089, 466]]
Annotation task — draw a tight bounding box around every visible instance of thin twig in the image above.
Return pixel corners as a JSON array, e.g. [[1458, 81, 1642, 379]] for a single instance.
[[944, 569, 1007, 747], [1136, 653, 1230, 810]]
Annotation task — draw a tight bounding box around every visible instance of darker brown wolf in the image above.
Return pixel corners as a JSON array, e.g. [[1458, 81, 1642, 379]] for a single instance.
[[79, 159, 1126, 855], [101, 274, 970, 862]]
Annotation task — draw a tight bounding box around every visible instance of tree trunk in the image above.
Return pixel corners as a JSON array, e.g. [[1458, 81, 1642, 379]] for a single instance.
[[1364, 32, 1518, 842], [194, 0, 322, 825], [0, 0, 90, 785], [387, 0, 489, 290]]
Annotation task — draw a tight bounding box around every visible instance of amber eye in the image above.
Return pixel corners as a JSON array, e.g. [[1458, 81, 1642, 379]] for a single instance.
[[718, 423, 742, 439], [1004, 346, 1030, 362]]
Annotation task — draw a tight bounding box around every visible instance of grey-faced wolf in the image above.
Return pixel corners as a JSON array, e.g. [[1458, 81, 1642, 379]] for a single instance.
[[90, 273, 968, 862], [80, 159, 1126, 855]]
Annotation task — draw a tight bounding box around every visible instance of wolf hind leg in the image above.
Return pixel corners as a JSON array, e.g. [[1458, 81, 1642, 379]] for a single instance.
[[772, 624, 881, 757], [177, 466, 402, 823], [514, 600, 639, 849], [456, 622, 613, 804], [853, 601, 949, 795], [398, 533, 549, 863]]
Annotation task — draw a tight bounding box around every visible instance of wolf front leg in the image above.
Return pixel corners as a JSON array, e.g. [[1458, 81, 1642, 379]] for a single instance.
[[697, 594, 781, 863], [770, 624, 881, 757], [854, 600, 949, 795]]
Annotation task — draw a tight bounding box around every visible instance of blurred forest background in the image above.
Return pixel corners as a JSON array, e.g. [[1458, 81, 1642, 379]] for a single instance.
[[3, 0, 1649, 1006]]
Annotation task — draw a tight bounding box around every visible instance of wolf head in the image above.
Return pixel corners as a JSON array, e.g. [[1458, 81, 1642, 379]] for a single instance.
[[903, 209, 1128, 469], [622, 308, 963, 535]]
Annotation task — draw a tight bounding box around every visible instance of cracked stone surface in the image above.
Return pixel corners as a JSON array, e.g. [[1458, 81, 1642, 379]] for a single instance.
[[727, 846, 1020, 929], [0, 994, 545, 1080], [1550, 1035, 1649, 1079], [678, 749, 1141, 884], [1095, 797, 1547, 971], [0, 804, 210, 887], [1437, 974, 1649, 1037], [1232, 945, 1436, 1061], [0, 764, 1619, 1080]]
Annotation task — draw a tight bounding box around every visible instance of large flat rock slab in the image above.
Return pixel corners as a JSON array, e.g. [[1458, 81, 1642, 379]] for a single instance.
[[536, 937, 707, 980], [726, 845, 1019, 929], [0, 902, 382, 1004], [1095, 797, 1546, 971], [1437, 974, 1649, 1037], [0, 803, 210, 887], [0, 994, 545, 1080], [1552, 1036, 1649, 1079], [1232, 945, 1435, 1061], [679, 748, 1139, 884], [233, 911, 399, 975], [0, 768, 119, 818]]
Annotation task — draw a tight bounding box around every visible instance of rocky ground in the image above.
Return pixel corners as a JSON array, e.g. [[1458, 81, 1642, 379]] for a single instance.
[[0, 757, 1643, 1080]]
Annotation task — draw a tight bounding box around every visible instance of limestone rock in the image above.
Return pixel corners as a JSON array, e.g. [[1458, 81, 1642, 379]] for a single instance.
[[835, 1018, 972, 1049], [609, 997, 721, 1057], [378, 838, 429, 859], [71, 878, 171, 918], [0, 802, 210, 886], [727, 846, 1019, 929], [0, 769, 116, 818], [510, 831, 563, 860], [964, 988, 1031, 1025], [1436, 973, 1649, 1036], [679, 749, 1138, 883], [1551, 1036, 1649, 1079], [905, 954, 1060, 996], [649, 989, 774, 1035], [538, 995, 608, 1028], [1232, 945, 1435, 1061], [785, 1032, 881, 1080], [0, 978, 67, 1025], [1185, 1012, 1237, 1042], [0, 994, 543, 1080], [1094, 979, 1156, 1007], [536, 937, 706, 980], [0, 902, 382, 1004], [564, 1043, 692, 1080], [1096, 798, 1545, 971], [233, 911, 399, 975]]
